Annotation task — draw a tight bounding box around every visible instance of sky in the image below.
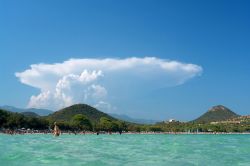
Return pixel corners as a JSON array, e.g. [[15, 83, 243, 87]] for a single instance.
[[0, 0, 250, 121]]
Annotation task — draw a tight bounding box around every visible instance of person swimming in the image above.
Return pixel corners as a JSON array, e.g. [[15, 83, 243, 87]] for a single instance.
[[53, 122, 61, 137]]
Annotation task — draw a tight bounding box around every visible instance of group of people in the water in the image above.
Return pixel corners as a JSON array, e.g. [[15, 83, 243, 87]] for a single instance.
[[1, 126, 248, 135], [0, 122, 123, 136], [53, 121, 123, 136], [1, 129, 51, 135]]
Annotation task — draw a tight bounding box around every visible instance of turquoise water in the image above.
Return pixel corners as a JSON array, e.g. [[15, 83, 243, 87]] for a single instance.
[[0, 134, 250, 166]]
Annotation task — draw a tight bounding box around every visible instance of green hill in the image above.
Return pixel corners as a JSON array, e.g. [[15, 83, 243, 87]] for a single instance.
[[48, 104, 117, 123], [193, 105, 240, 123], [21, 112, 39, 117]]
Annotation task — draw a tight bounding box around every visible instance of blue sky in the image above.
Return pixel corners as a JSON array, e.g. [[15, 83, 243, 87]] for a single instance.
[[0, 0, 250, 121]]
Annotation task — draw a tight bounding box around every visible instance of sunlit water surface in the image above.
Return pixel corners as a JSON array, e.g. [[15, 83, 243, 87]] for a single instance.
[[0, 134, 250, 166]]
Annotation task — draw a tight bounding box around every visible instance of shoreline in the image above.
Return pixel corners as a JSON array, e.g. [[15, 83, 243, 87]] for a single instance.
[[1, 130, 250, 135]]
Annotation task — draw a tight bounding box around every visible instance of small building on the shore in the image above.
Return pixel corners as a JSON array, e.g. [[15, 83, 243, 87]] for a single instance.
[[169, 119, 176, 122], [164, 119, 176, 123]]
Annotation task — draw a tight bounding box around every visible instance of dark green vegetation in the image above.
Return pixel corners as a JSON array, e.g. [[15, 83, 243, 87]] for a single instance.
[[71, 114, 93, 131], [48, 104, 116, 123], [0, 109, 48, 130], [0, 104, 129, 132], [21, 112, 39, 117], [193, 105, 239, 123], [0, 104, 250, 133], [155, 121, 250, 133], [46, 104, 127, 132]]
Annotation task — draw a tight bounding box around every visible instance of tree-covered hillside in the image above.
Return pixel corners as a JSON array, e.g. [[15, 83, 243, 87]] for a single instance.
[[0, 109, 48, 130], [1, 104, 250, 133], [21, 112, 40, 118], [47, 104, 117, 123], [193, 105, 239, 123]]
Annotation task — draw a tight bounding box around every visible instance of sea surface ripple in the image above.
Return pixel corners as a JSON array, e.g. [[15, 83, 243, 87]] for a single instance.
[[0, 134, 250, 166]]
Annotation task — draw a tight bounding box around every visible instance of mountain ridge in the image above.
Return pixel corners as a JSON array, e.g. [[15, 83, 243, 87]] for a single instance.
[[109, 113, 158, 124], [0, 105, 53, 116], [193, 105, 240, 123], [20, 112, 40, 117]]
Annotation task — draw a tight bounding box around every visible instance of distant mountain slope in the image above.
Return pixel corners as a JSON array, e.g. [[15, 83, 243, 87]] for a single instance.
[[48, 104, 117, 123], [0, 105, 53, 116], [193, 105, 240, 123], [20, 112, 40, 117], [109, 113, 158, 124]]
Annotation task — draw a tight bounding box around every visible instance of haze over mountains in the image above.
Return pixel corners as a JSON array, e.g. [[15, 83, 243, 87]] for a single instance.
[[109, 114, 158, 124], [20, 112, 40, 118], [0, 105, 53, 116]]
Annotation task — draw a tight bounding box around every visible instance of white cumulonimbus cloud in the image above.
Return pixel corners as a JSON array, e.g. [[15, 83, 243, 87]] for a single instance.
[[15, 57, 203, 111]]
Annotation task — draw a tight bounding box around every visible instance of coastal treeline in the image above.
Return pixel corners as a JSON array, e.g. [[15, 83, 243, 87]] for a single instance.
[[0, 109, 48, 130], [1, 109, 250, 133], [52, 115, 128, 132], [0, 109, 128, 132]]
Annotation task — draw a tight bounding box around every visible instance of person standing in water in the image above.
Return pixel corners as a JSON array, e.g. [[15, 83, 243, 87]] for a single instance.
[[53, 122, 61, 136]]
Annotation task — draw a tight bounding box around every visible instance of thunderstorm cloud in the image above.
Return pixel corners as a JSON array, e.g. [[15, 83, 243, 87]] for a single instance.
[[15, 57, 203, 111]]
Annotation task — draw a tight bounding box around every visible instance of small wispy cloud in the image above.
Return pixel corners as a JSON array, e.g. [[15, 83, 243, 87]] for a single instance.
[[15, 57, 202, 111]]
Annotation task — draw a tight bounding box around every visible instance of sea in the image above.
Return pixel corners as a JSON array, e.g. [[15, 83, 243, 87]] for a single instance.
[[0, 134, 250, 166]]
